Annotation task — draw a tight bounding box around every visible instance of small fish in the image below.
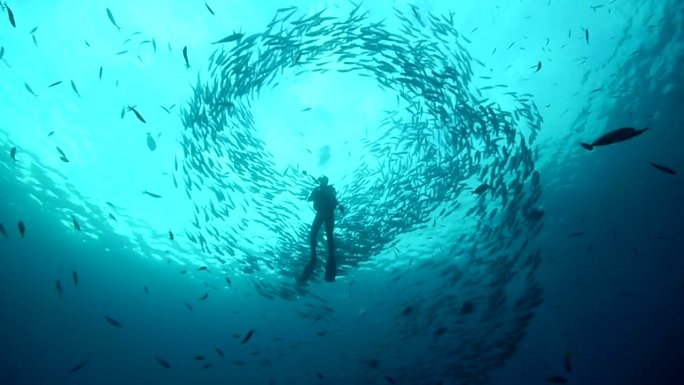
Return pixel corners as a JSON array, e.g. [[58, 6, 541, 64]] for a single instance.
[[72, 215, 81, 231], [47, 131, 55, 137], [48, 81, 62, 87], [127, 105, 146, 123], [473, 184, 489, 195], [144, 285, 149, 293], [184, 301, 194, 311], [70, 80, 80, 97], [547, 375, 568, 383], [384, 377, 398, 384], [155, 356, 170, 368], [225, 276, 232, 288], [198, 266, 208, 272], [146, 133, 156, 151], [72, 270, 79, 286], [85, 40, 90, 47], [143, 190, 162, 198], [18, 220, 25, 238], [10, 146, 16, 161], [56, 146, 69, 162], [24, 83, 37, 96], [6, 4, 15, 27], [569, 232, 585, 237], [0, 46, 4, 60], [182, 46, 190, 68], [29, 26, 37, 34], [301, 107, 312, 112], [564, 351, 572, 372], [433, 326, 447, 337], [68, 360, 88, 374], [169, 230, 174, 240], [115, 50, 128, 55], [104, 315, 123, 328], [201, 363, 212, 369], [152, 38, 156, 52], [240, 329, 255, 344], [214, 347, 224, 357], [316, 373, 324, 379], [32, 34, 37, 46], [109, 213, 117, 221], [0, 223, 7, 238], [461, 301, 474, 314], [99, 66, 103, 81], [199, 292, 208, 300], [650, 162, 677, 175], [56, 280, 63, 297], [581, 127, 649, 150], [194, 355, 205, 360], [535, 61, 542, 72], [106, 8, 121, 31], [212, 33, 244, 44], [205, 2, 215, 15], [585, 28, 589, 44]]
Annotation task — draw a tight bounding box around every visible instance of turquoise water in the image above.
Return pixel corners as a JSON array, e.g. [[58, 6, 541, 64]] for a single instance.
[[1, 1, 682, 384]]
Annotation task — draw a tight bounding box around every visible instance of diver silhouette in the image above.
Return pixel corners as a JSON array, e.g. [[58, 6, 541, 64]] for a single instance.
[[302, 175, 345, 283]]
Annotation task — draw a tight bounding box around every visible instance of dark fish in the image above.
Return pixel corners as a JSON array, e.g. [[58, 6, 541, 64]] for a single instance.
[[18, 220, 25, 238], [99, 66, 103, 81], [0, 223, 7, 238], [199, 292, 208, 300], [580, 127, 649, 150], [198, 266, 208, 271], [547, 375, 568, 383], [72, 215, 81, 231], [127, 105, 146, 123], [115, 50, 127, 55], [47, 131, 55, 137], [194, 355, 205, 360], [201, 363, 212, 369], [232, 360, 246, 366], [535, 61, 541, 72], [214, 347, 224, 357], [10, 146, 16, 161], [585, 28, 589, 44], [155, 356, 170, 368], [205, 2, 215, 15], [169, 230, 174, 240], [569, 232, 584, 237], [72, 270, 78, 287], [225, 276, 232, 287], [0, 46, 4, 60], [384, 377, 398, 384], [6, 4, 15, 27], [70, 80, 80, 97], [143, 190, 161, 198], [240, 329, 255, 344], [650, 162, 677, 175], [56, 146, 69, 162], [212, 33, 244, 44], [473, 184, 489, 194], [433, 326, 447, 336], [108, 213, 117, 221], [184, 301, 194, 311], [564, 351, 572, 372], [104, 315, 123, 328], [56, 280, 63, 297], [182, 46, 190, 69], [68, 360, 88, 374], [144, 285, 149, 293], [85, 40, 90, 47], [146, 133, 156, 151], [461, 300, 474, 314], [402, 306, 413, 316], [25, 83, 37, 96], [106, 8, 121, 31], [48, 80, 62, 87], [316, 373, 324, 379]]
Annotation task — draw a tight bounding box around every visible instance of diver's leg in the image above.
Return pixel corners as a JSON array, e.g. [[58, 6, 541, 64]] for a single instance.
[[310, 213, 324, 261], [324, 215, 336, 282]]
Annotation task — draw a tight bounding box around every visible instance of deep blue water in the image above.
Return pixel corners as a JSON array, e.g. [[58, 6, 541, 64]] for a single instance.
[[1, 1, 683, 385]]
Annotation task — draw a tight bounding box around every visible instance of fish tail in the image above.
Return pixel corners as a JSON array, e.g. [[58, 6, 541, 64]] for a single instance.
[[580, 143, 593, 151]]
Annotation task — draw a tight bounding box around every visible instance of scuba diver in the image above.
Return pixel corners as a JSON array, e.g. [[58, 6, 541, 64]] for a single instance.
[[301, 175, 345, 283]]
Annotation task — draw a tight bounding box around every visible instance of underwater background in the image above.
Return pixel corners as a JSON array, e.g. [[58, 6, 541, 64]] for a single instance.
[[1, 0, 682, 384]]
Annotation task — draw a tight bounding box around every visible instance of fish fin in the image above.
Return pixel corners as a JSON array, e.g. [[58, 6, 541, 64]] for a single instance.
[[580, 143, 593, 151]]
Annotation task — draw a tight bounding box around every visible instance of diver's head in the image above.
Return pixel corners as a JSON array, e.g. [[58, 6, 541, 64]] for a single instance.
[[318, 176, 329, 187]]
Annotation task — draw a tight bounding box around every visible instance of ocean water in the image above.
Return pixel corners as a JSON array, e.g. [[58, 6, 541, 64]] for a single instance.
[[1, 1, 682, 384]]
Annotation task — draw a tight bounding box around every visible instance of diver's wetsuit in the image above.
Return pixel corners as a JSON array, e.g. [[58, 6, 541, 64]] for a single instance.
[[308, 184, 339, 281]]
